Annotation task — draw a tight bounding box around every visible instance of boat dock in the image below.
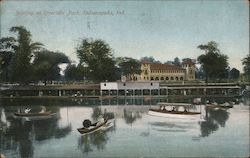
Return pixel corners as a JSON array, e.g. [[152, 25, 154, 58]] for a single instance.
[[0, 81, 242, 98]]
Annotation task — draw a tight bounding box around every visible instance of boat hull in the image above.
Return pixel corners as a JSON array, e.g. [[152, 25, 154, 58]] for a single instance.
[[205, 104, 233, 109], [77, 119, 108, 134], [148, 109, 201, 121], [14, 111, 51, 117]]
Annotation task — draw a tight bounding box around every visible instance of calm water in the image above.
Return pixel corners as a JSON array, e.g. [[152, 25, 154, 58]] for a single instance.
[[0, 97, 249, 158]]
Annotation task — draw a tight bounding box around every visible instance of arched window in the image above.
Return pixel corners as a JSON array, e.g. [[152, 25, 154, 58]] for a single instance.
[[180, 77, 183, 80], [151, 77, 154, 80], [155, 77, 159, 80], [176, 77, 179, 80], [160, 77, 164, 80], [166, 77, 169, 80], [170, 77, 174, 80]]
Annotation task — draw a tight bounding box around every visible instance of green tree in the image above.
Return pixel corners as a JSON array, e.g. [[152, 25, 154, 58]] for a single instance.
[[197, 41, 229, 82], [140, 56, 161, 63], [117, 57, 141, 81], [32, 50, 70, 83], [7, 26, 43, 83], [64, 64, 87, 81], [173, 57, 181, 67], [0, 37, 16, 81], [242, 54, 250, 82], [76, 38, 119, 82]]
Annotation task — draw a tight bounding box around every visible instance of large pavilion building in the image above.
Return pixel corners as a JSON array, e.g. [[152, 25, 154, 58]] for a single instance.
[[139, 60, 196, 81]]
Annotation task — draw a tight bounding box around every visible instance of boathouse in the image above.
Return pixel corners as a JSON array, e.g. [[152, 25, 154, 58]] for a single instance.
[[100, 81, 160, 96]]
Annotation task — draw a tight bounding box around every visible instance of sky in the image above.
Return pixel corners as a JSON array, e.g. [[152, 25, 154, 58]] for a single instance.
[[0, 0, 249, 72]]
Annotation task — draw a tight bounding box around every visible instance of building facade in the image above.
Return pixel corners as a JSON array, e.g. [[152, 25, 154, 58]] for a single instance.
[[139, 61, 195, 81]]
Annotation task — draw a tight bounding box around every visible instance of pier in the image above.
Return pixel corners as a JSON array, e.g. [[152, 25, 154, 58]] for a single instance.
[[0, 82, 242, 98]]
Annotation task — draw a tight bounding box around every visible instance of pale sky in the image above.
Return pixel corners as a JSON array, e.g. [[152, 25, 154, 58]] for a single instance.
[[0, 0, 249, 72]]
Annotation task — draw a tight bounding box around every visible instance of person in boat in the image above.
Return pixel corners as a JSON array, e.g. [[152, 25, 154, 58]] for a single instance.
[[24, 108, 31, 113], [184, 107, 188, 113], [39, 106, 46, 113], [162, 106, 167, 111], [96, 115, 105, 126], [159, 105, 163, 110]]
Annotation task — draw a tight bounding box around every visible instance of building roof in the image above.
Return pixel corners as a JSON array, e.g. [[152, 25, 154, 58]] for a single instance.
[[182, 60, 195, 65], [150, 63, 185, 70]]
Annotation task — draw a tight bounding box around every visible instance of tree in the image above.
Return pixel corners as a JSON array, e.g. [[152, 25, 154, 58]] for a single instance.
[[140, 56, 161, 63], [0, 37, 17, 81], [117, 57, 141, 81], [229, 68, 240, 80], [76, 38, 119, 82], [242, 54, 250, 82], [32, 50, 70, 83], [197, 41, 229, 82], [173, 57, 181, 67], [64, 64, 87, 81], [7, 26, 43, 83]]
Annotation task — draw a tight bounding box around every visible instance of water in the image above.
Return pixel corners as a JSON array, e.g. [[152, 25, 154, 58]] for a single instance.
[[0, 97, 249, 158]]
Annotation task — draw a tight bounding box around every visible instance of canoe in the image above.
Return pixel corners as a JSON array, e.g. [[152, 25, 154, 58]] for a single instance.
[[77, 119, 108, 134], [14, 111, 51, 117], [148, 109, 201, 120]]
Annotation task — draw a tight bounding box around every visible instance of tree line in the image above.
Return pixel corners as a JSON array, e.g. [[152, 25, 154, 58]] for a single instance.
[[0, 26, 249, 84]]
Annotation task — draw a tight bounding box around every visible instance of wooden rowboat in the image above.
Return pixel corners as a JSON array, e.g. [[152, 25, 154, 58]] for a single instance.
[[77, 119, 108, 134], [14, 111, 51, 117]]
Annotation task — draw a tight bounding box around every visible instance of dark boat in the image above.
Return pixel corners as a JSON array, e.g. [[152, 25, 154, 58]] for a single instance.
[[14, 111, 51, 117], [205, 103, 233, 109], [77, 119, 108, 134]]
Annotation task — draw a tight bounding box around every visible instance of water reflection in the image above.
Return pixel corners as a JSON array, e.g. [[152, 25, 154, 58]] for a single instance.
[[123, 108, 142, 124], [77, 120, 115, 154], [92, 107, 115, 121], [0, 96, 248, 157], [199, 108, 229, 137], [0, 106, 71, 158], [78, 130, 108, 154]]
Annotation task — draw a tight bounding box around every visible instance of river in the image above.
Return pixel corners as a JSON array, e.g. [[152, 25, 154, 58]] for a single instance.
[[0, 97, 249, 158]]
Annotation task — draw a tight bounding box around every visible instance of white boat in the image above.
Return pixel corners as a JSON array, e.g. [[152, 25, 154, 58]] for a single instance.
[[148, 109, 201, 120], [148, 102, 202, 121]]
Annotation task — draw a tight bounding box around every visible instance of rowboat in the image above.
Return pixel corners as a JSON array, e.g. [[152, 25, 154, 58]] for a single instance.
[[77, 119, 108, 134], [14, 111, 51, 117]]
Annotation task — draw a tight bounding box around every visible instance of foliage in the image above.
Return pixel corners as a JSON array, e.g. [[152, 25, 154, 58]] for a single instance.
[[64, 64, 87, 81], [0, 26, 72, 83], [173, 57, 181, 66], [242, 54, 250, 82], [116, 57, 141, 77], [140, 56, 161, 63], [0, 37, 17, 81], [32, 50, 70, 82], [1, 26, 43, 83], [76, 38, 119, 82], [197, 41, 229, 82], [229, 68, 240, 80]]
